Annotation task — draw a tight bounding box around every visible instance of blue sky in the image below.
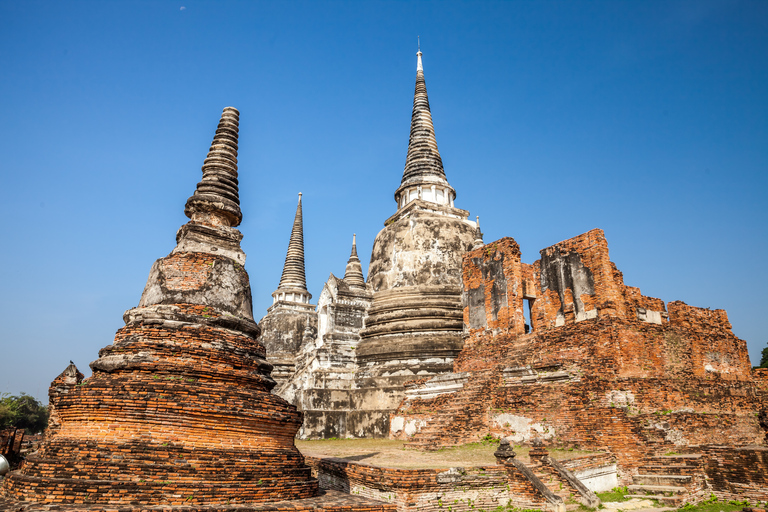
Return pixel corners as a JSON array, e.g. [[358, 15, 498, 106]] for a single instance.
[[1, 1, 766, 402]]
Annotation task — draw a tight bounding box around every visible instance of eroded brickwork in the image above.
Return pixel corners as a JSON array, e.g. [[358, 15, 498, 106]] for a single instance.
[[702, 445, 768, 501], [2, 252, 318, 506], [397, 229, 766, 498], [463, 238, 525, 336], [0, 108, 391, 512], [304, 451, 610, 512]]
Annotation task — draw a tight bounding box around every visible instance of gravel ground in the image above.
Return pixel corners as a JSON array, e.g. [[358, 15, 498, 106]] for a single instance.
[[295, 438, 596, 469]]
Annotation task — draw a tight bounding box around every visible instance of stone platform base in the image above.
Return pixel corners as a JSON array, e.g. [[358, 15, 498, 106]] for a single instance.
[[301, 409, 390, 439], [0, 489, 396, 512]]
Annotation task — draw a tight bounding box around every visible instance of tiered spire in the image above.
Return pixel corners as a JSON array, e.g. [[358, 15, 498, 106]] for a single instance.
[[273, 193, 311, 303], [185, 107, 242, 227], [473, 216, 484, 249], [393, 49, 456, 212], [343, 234, 366, 289], [400, 50, 450, 188]]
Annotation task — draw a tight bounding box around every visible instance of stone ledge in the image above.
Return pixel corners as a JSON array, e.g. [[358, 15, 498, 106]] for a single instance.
[[0, 488, 395, 511]]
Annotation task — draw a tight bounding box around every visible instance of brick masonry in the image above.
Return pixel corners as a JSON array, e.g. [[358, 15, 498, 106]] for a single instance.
[[304, 450, 610, 512], [0, 108, 392, 512], [1, 251, 319, 507], [395, 229, 767, 497]]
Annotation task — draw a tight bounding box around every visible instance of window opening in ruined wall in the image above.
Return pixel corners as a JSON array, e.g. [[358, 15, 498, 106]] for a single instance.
[[524, 298, 534, 333]]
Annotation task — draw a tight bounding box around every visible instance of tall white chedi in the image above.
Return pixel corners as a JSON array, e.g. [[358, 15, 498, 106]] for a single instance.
[[357, 48, 478, 400]]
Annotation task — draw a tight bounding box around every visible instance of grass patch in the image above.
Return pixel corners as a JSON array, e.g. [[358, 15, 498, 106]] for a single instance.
[[596, 486, 629, 503], [676, 495, 759, 512], [465, 489, 766, 512]]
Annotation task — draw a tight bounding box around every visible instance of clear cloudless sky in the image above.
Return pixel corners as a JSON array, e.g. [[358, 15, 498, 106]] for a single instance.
[[1, 0, 766, 403]]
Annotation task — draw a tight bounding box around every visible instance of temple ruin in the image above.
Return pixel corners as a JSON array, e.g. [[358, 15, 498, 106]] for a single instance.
[[384, 229, 768, 504], [0, 108, 393, 511], [265, 49, 478, 439], [254, 50, 767, 505], [0, 50, 765, 510]]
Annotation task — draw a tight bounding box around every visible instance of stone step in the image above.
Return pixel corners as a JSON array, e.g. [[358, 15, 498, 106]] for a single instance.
[[404, 439, 450, 447], [624, 494, 685, 505], [626, 484, 687, 496], [633, 474, 692, 486], [639, 464, 700, 475], [648, 454, 703, 461]]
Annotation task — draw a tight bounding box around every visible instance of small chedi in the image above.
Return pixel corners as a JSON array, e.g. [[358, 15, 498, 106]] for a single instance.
[[0, 108, 392, 511], [254, 50, 766, 506], [258, 193, 318, 387], [262, 51, 768, 457], [267, 50, 478, 438]]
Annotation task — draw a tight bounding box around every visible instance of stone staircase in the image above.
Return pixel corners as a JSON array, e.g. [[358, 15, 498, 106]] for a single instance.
[[626, 453, 705, 506], [404, 371, 495, 450], [533, 466, 577, 503]]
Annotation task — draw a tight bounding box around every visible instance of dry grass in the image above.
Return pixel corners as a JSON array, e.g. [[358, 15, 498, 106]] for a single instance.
[[295, 438, 597, 470]]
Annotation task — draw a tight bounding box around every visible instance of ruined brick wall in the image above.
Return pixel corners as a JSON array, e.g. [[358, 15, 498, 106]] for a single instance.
[[754, 369, 768, 392], [462, 237, 525, 336], [305, 456, 512, 512], [667, 301, 753, 380], [702, 445, 768, 501], [305, 453, 613, 512], [400, 366, 764, 476], [623, 286, 667, 322], [531, 229, 672, 330], [532, 229, 622, 328], [488, 375, 765, 469], [457, 229, 754, 381], [399, 229, 765, 472]]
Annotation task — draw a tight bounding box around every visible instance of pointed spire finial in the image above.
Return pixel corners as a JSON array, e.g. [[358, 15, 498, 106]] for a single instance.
[[185, 107, 242, 227], [473, 215, 484, 249], [274, 193, 311, 300], [416, 40, 423, 72], [399, 48, 450, 194], [344, 233, 366, 289]]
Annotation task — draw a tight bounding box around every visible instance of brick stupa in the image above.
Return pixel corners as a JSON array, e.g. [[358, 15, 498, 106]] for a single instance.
[[0, 108, 392, 511]]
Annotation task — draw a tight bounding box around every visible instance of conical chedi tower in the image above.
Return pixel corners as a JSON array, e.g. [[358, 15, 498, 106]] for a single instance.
[[355, 49, 478, 428], [258, 193, 317, 387], [273, 193, 312, 305], [394, 49, 456, 209], [1, 108, 320, 506], [275, 233, 373, 436], [343, 234, 366, 289]]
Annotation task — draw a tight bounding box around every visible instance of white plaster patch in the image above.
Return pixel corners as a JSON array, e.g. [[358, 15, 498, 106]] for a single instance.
[[404, 419, 426, 436], [704, 363, 730, 374], [492, 414, 554, 443], [645, 310, 662, 324], [605, 390, 635, 408], [575, 308, 598, 322], [649, 420, 688, 446], [573, 464, 618, 493], [390, 416, 426, 437], [390, 416, 405, 434], [665, 428, 686, 445]]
